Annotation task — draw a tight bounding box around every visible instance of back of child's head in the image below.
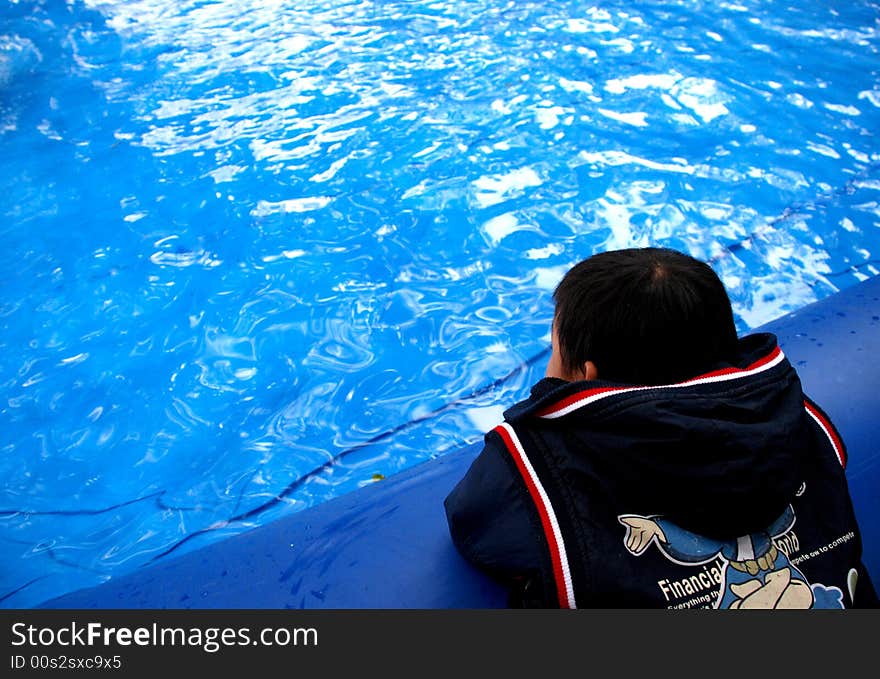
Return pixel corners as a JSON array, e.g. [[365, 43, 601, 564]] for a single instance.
[[553, 247, 739, 385]]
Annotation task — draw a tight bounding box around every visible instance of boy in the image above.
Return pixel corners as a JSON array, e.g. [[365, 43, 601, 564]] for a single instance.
[[444, 247, 877, 608]]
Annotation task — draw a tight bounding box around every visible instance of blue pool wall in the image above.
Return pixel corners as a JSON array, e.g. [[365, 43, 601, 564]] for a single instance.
[[42, 274, 880, 608]]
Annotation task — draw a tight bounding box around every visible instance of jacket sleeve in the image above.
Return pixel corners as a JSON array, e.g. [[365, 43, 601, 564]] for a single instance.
[[443, 431, 549, 606]]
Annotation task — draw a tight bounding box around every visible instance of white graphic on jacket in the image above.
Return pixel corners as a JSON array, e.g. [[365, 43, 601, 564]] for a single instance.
[[619, 505, 845, 609]]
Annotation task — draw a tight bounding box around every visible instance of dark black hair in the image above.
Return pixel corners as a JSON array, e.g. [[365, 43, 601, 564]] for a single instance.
[[552, 247, 739, 385]]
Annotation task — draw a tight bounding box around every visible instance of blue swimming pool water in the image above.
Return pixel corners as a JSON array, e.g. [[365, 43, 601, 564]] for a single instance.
[[2, 0, 879, 608]]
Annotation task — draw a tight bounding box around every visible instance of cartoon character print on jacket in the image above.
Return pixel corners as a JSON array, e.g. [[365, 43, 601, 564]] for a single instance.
[[618, 504, 846, 609]]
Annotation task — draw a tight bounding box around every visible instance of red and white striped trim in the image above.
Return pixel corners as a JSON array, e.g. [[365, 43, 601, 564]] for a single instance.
[[537, 346, 786, 419], [495, 422, 577, 609], [804, 400, 846, 468]]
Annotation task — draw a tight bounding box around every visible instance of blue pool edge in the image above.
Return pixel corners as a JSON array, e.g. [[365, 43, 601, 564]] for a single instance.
[[37, 274, 880, 609]]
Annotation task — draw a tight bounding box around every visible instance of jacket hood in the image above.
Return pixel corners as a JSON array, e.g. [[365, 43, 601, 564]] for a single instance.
[[505, 333, 809, 539]]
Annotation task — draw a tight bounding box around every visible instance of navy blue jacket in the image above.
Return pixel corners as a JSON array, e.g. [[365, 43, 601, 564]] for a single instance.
[[444, 333, 878, 608]]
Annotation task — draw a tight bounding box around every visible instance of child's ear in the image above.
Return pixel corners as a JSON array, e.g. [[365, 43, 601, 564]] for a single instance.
[[583, 361, 599, 381]]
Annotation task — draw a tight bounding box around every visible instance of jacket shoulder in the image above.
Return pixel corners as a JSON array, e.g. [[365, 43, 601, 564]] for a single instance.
[[444, 428, 551, 602]]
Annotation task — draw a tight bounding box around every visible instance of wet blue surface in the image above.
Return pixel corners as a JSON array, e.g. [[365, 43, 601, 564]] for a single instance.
[[41, 275, 880, 609], [2, 0, 879, 607]]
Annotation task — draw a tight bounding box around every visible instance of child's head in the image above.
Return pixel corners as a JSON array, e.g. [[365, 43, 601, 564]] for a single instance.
[[548, 247, 739, 385]]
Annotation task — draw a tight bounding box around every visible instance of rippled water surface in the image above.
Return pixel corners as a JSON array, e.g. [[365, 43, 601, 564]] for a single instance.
[[2, 0, 879, 607]]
